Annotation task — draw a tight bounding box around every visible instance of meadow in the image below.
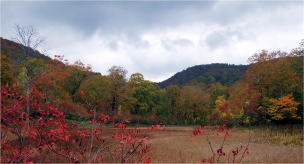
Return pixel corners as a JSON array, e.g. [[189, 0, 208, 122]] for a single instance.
[[66, 123, 303, 163], [147, 126, 303, 163]]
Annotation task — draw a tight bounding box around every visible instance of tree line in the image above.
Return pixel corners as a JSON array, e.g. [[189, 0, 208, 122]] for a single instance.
[[1, 35, 303, 126]]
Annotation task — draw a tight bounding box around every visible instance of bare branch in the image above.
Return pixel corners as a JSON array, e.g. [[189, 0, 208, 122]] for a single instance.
[[13, 24, 45, 56]]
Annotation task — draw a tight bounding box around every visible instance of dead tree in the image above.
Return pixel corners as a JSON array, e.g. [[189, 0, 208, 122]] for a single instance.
[[13, 25, 45, 125]]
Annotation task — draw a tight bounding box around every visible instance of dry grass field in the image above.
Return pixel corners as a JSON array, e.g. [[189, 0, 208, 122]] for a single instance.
[[145, 126, 303, 163], [5, 124, 303, 163]]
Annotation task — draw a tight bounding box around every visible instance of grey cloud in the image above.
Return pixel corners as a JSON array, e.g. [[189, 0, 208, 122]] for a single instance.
[[107, 41, 119, 51], [2, 1, 300, 42], [105, 33, 150, 51], [2, 1, 301, 35], [1, 1, 302, 82], [205, 28, 250, 49], [162, 38, 193, 51]]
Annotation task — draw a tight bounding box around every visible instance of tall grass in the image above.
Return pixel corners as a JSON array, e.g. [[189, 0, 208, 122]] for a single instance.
[[251, 124, 303, 146]]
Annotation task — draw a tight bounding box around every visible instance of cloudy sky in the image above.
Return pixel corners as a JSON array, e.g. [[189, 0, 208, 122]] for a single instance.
[[1, 1, 303, 82]]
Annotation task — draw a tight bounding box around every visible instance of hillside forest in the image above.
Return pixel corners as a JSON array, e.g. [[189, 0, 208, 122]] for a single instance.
[[1, 37, 303, 127]]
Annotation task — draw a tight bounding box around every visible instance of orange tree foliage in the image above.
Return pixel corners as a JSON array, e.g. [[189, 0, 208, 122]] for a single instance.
[[34, 71, 71, 102], [228, 81, 261, 125], [245, 50, 302, 124], [267, 94, 300, 121]]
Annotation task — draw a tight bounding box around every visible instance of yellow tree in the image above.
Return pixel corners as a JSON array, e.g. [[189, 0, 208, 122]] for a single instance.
[[267, 94, 300, 121], [212, 96, 231, 124]]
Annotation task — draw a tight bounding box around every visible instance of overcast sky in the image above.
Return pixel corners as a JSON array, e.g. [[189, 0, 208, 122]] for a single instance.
[[1, 1, 303, 82]]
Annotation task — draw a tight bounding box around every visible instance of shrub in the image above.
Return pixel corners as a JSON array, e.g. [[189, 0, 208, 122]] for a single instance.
[[191, 125, 250, 163], [1, 85, 164, 163]]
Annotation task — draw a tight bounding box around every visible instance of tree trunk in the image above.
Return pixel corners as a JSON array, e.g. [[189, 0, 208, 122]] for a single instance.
[[26, 82, 30, 125]]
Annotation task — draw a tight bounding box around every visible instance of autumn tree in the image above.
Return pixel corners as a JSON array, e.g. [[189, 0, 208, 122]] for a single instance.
[[208, 82, 229, 109], [165, 85, 181, 123], [176, 85, 210, 125], [247, 50, 288, 64], [245, 49, 303, 124], [63, 63, 90, 100], [211, 96, 231, 125], [228, 81, 260, 125], [246, 50, 302, 98], [108, 66, 127, 117], [77, 75, 111, 115], [266, 94, 300, 122], [34, 71, 71, 103]]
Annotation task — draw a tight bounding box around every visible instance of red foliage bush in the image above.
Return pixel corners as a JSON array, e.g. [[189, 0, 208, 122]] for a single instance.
[[1, 86, 164, 163], [191, 125, 250, 163]]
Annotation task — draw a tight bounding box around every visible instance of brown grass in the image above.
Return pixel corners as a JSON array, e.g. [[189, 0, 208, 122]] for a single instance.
[[5, 126, 303, 163], [146, 126, 303, 163]]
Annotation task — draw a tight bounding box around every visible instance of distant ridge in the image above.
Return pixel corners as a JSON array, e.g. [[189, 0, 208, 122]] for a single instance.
[[158, 63, 248, 88], [1, 37, 51, 64]]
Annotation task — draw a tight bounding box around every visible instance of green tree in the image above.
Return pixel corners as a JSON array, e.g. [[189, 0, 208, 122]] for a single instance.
[[165, 85, 181, 123], [78, 75, 111, 114], [17, 57, 45, 124], [128, 73, 167, 124], [1, 55, 13, 86], [129, 73, 144, 87], [63, 65, 89, 100]]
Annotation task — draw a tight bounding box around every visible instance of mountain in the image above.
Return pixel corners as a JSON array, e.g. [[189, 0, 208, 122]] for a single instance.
[[1, 38, 248, 89], [158, 63, 248, 88], [1, 37, 51, 64]]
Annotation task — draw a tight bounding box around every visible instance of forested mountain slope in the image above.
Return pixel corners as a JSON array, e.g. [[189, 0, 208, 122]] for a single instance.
[[1, 38, 303, 126], [1, 37, 51, 64], [158, 64, 248, 88]]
